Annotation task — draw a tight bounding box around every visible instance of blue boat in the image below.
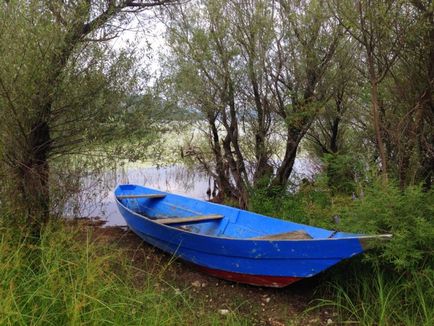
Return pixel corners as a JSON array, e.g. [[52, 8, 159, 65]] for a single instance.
[[115, 184, 391, 287]]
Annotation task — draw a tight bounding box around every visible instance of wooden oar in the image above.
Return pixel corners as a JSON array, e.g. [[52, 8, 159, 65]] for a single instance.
[[155, 214, 224, 225]]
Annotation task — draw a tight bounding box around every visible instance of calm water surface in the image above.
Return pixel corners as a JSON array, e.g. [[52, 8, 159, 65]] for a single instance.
[[68, 159, 317, 226]]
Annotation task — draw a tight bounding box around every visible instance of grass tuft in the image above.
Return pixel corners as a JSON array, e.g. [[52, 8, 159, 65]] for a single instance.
[[307, 267, 434, 326], [0, 222, 250, 325]]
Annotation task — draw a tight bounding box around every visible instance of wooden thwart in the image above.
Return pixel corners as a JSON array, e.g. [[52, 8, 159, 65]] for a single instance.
[[253, 230, 313, 240], [117, 194, 166, 199], [156, 214, 224, 225]]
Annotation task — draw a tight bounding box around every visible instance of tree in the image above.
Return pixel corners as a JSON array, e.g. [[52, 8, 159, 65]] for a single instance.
[[332, 0, 408, 182], [0, 0, 174, 236], [306, 37, 360, 156], [398, 0, 434, 189], [165, 0, 341, 206], [269, 0, 341, 188]]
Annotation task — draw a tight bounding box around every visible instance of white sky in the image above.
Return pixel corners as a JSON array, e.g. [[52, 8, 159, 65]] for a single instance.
[[110, 11, 168, 85]]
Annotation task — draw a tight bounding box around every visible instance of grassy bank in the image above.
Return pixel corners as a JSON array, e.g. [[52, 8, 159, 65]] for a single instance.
[[250, 181, 434, 326], [0, 222, 250, 326], [1, 181, 432, 325]]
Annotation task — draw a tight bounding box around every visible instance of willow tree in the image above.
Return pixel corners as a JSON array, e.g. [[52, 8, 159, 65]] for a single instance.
[[392, 0, 434, 189], [329, 0, 433, 188], [0, 0, 174, 235], [165, 0, 341, 207], [331, 0, 410, 182]]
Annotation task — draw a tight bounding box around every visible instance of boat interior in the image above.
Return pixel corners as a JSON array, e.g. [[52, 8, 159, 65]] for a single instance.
[[115, 185, 355, 240]]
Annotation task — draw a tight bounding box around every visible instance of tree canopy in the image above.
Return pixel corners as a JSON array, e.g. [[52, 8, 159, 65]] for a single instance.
[[0, 0, 175, 234]]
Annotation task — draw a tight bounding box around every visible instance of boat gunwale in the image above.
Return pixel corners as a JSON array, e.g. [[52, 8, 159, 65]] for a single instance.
[[115, 197, 392, 243]]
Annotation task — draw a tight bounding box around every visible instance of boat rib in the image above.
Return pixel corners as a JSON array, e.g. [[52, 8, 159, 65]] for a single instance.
[[155, 214, 224, 225], [117, 194, 166, 199]]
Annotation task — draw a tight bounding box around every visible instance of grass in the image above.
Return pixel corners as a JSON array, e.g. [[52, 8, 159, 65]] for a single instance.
[[0, 222, 250, 326], [306, 264, 434, 326]]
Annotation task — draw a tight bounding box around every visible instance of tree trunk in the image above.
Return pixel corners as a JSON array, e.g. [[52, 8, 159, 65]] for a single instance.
[[367, 54, 388, 181], [271, 127, 302, 189], [249, 63, 270, 185], [8, 119, 51, 239], [329, 116, 341, 154], [207, 115, 235, 200], [419, 10, 434, 190], [220, 80, 250, 208]]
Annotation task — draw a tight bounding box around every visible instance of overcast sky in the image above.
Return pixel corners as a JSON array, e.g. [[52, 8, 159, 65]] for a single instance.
[[110, 11, 168, 86]]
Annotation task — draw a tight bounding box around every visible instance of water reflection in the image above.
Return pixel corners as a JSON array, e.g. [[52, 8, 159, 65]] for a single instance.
[[65, 165, 210, 226], [66, 158, 317, 226]]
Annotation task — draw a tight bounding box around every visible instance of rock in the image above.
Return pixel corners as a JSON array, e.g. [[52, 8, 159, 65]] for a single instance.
[[262, 296, 271, 303], [327, 318, 333, 324], [267, 319, 285, 326], [218, 309, 230, 316], [201, 282, 207, 287], [191, 280, 201, 288]]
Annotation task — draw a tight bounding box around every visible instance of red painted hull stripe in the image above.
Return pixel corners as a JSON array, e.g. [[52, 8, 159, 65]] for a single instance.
[[195, 265, 303, 288]]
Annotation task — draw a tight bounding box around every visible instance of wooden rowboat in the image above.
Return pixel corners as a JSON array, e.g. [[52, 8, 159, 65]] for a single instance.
[[115, 184, 391, 287]]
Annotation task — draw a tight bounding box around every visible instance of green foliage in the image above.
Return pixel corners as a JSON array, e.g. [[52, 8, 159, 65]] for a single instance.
[[0, 221, 250, 325], [339, 182, 434, 272], [323, 153, 365, 194], [250, 176, 433, 325], [249, 176, 343, 229], [251, 175, 433, 273], [0, 1, 166, 229]]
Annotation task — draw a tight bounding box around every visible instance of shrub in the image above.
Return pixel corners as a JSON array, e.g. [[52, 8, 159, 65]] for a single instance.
[[250, 178, 433, 325], [338, 182, 433, 273]]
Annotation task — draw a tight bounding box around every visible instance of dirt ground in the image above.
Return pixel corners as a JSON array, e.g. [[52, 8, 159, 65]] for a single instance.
[[81, 221, 336, 326]]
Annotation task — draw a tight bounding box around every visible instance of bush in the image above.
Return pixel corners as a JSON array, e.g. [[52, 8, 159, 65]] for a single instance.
[[249, 176, 348, 229], [251, 179, 433, 273], [323, 153, 364, 194], [338, 182, 433, 273], [250, 178, 434, 325]]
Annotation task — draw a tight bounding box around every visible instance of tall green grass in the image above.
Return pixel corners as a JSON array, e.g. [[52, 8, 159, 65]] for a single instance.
[[0, 222, 249, 325], [310, 266, 434, 326]]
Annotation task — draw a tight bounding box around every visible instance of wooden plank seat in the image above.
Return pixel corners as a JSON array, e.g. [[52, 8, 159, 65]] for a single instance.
[[155, 214, 224, 225], [252, 230, 313, 240], [117, 194, 166, 199]]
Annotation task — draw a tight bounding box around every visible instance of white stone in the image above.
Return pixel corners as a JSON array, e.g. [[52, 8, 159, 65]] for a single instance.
[[218, 309, 230, 316]]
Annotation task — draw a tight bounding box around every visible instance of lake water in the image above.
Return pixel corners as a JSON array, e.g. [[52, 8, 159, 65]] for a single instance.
[[67, 158, 317, 226]]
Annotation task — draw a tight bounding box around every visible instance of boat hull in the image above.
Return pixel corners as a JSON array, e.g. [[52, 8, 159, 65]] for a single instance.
[[114, 185, 371, 287], [195, 265, 302, 287]]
